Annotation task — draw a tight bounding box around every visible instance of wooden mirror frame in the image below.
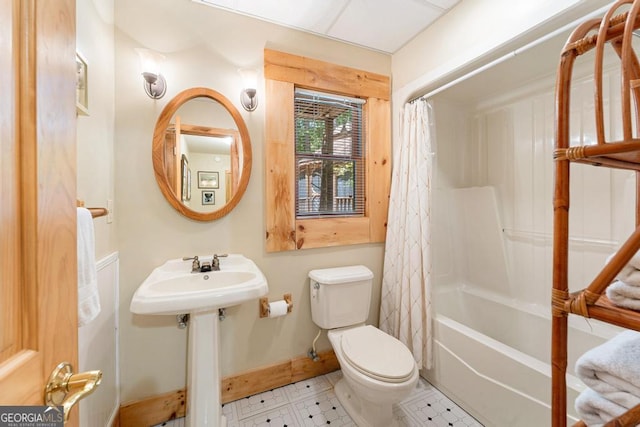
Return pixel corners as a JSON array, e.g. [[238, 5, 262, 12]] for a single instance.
[[152, 87, 252, 221]]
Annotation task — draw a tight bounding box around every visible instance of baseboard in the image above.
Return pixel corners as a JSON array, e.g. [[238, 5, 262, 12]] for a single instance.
[[221, 349, 339, 403], [118, 349, 339, 427]]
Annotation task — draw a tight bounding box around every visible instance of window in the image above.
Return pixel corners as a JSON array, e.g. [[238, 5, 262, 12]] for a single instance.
[[264, 49, 391, 252], [294, 89, 365, 217]]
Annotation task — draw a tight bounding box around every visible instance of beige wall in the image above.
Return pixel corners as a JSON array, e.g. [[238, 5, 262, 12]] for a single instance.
[[392, 0, 613, 103], [113, 0, 390, 402], [77, 0, 116, 259], [76, 1, 119, 424]]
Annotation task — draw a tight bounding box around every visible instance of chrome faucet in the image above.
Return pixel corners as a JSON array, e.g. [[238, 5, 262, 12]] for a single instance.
[[211, 253, 228, 271], [183, 256, 200, 273], [184, 254, 226, 273]]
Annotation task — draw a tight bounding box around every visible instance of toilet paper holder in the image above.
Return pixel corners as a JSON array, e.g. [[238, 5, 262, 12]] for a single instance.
[[259, 293, 293, 318]]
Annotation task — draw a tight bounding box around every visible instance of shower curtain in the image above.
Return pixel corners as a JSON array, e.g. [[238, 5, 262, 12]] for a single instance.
[[379, 98, 433, 370]]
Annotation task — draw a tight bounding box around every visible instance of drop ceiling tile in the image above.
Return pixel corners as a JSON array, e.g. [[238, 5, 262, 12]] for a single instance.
[[236, 0, 349, 33], [419, 0, 461, 10], [196, 0, 237, 10], [327, 0, 442, 53], [193, 0, 459, 53]]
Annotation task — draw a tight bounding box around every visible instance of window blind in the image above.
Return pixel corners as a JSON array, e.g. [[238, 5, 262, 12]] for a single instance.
[[294, 89, 366, 217]]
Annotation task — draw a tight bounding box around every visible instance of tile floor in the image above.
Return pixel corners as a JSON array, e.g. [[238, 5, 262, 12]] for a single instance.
[[153, 371, 483, 427]]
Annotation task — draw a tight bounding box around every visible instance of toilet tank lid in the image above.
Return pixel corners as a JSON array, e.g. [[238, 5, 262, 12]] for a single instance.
[[308, 265, 373, 284]]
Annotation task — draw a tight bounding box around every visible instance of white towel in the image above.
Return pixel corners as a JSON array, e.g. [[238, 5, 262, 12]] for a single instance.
[[77, 207, 100, 326], [607, 251, 640, 286], [575, 331, 640, 413], [575, 388, 628, 427], [606, 280, 640, 310]]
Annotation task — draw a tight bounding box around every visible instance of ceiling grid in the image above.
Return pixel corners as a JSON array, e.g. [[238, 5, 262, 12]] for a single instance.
[[193, 0, 460, 53]]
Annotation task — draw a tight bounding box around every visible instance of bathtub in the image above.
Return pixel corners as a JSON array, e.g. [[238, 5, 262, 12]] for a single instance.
[[424, 285, 622, 427]]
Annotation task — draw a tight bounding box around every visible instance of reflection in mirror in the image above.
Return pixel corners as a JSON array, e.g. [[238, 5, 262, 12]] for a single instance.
[[166, 122, 240, 213], [180, 154, 189, 202], [152, 88, 252, 221]]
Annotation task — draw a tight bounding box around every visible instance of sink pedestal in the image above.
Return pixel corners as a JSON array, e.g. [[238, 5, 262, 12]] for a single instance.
[[129, 255, 269, 427], [186, 310, 226, 427]]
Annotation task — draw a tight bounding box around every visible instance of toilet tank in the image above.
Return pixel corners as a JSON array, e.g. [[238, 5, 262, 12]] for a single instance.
[[308, 265, 374, 329]]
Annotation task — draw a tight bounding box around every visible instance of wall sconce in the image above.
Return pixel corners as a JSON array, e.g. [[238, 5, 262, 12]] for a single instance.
[[239, 69, 258, 112], [135, 48, 167, 99]]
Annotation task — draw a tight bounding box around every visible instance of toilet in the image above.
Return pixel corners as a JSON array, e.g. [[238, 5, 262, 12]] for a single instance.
[[309, 265, 418, 427]]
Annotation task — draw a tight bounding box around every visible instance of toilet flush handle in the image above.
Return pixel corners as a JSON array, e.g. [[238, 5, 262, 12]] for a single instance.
[[311, 281, 320, 299]]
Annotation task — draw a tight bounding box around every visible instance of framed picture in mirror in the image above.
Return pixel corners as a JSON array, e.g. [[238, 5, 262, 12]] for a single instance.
[[198, 171, 219, 189], [202, 191, 215, 205]]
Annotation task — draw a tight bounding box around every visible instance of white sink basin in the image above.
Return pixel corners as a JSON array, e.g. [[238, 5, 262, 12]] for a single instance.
[[130, 254, 269, 427], [130, 254, 268, 315]]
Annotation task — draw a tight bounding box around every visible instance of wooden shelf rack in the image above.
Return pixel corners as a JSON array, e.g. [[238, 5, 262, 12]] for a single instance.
[[553, 1, 640, 426]]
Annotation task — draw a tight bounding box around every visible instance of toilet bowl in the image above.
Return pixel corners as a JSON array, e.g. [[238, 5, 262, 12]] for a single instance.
[[308, 265, 418, 427], [328, 325, 418, 427]]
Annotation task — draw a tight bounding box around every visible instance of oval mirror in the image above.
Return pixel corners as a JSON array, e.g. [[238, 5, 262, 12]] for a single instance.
[[152, 87, 252, 221]]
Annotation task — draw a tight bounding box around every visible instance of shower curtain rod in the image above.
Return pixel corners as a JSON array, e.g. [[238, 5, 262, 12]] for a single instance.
[[410, 3, 612, 103]]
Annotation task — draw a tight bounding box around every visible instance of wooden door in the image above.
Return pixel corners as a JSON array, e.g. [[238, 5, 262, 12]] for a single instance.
[[0, 1, 79, 425]]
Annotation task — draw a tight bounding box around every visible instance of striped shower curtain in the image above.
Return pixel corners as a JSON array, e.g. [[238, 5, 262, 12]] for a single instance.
[[379, 98, 433, 370]]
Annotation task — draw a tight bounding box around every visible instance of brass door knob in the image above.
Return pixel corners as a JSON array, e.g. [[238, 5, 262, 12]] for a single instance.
[[44, 362, 102, 422]]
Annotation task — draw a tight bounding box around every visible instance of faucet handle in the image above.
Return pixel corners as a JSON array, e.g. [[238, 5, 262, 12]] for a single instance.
[[183, 255, 200, 273], [212, 254, 227, 263], [212, 254, 227, 271]]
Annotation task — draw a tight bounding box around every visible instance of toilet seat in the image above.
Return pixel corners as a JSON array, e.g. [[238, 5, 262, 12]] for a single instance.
[[340, 325, 416, 383]]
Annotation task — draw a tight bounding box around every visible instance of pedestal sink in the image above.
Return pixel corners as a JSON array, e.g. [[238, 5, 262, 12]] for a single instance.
[[130, 254, 268, 427]]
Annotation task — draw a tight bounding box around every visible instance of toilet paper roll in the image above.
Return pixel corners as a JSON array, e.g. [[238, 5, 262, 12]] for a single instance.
[[268, 300, 289, 318]]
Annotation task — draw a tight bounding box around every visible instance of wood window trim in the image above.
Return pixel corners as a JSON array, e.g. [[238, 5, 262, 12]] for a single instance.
[[264, 49, 391, 252]]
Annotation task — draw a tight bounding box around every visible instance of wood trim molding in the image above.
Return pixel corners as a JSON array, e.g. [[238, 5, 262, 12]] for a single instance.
[[118, 350, 339, 427], [222, 349, 339, 403], [264, 79, 296, 252], [264, 49, 391, 252], [296, 217, 371, 249], [264, 48, 390, 101], [119, 389, 186, 427], [366, 97, 391, 242]]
